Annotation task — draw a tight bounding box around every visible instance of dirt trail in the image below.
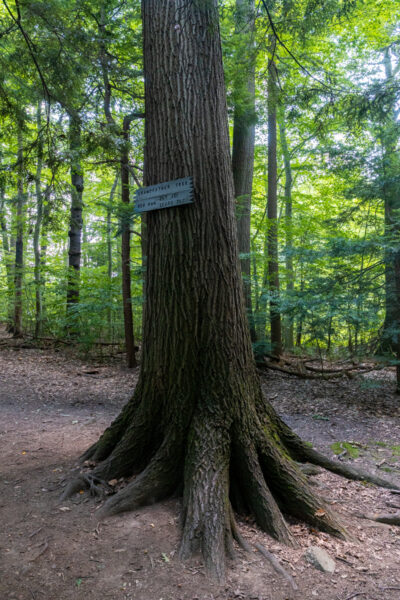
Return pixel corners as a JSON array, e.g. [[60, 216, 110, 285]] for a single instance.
[[1, 335, 400, 600]]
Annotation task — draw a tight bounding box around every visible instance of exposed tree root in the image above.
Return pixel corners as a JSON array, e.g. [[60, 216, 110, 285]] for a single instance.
[[60, 472, 107, 501], [60, 385, 400, 582], [254, 542, 298, 590], [265, 404, 400, 491], [233, 436, 295, 545], [258, 357, 386, 380], [99, 429, 183, 518], [355, 512, 400, 526]]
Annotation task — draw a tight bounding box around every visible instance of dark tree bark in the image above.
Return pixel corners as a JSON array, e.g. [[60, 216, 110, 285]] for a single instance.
[[66, 113, 84, 325], [64, 0, 397, 581], [232, 0, 256, 343], [0, 168, 14, 329], [13, 123, 25, 338], [98, 5, 138, 367], [107, 173, 119, 334], [378, 49, 400, 360], [34, 101, 44, 338], [267, 40, 282, 357], [121, 117, 137, 368], [278, 110, 294, 351]]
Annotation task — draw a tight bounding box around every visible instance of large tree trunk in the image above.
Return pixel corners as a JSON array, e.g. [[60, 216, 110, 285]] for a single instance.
[[378, 48, 400, 357], [65, 0, 396, 581], [232, 0, 256, 343], [13, 123, 25, 338], [66, 113, 83, 329]]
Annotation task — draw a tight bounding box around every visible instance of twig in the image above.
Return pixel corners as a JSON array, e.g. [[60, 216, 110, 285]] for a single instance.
[[343, 593, 367, 600], [254, 542, 298, 590], [28, 527, 42, 538], [29, 541, 48, 561]]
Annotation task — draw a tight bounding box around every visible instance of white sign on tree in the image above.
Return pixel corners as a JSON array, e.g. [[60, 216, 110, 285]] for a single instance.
[[134, 177, 194, 213]]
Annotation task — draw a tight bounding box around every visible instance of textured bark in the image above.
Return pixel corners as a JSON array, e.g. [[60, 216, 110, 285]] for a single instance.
[[62, 0, 398, 582], [379, 48, 400, 358], [13, 124, 25, 337], [267, 40, 282, 357], [232, 0, 256, 343], [66, 114, 84, 323], [121, 118, 137, 368], [34, 102, 44, 338]]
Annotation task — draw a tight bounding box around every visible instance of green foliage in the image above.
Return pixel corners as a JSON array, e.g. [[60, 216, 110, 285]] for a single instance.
[[0, 0, 399, 360], [330, 442, 360, 458]]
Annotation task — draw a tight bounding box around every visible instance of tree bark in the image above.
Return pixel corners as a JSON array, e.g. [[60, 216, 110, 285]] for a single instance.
[[121, 118, 137, 368], [66, 113, 84, 329], [267, 39, 282, 357], [107, 173, 119, 335], [98, 5, 138, 367], [63, 0, 396, 582], [0, 167, 14, 329], [34, 101, 44, 338], [379, 48, 400, 358], [232, 0, 256, 343], [278, 110, 294, 351], [13, 122, 25, 337]]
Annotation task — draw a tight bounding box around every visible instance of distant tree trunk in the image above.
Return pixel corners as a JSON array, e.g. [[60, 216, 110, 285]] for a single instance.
[[13, 123, 25, 337], [278, 111, 294, 351], [107, 173, 119, 335], [0, 170, 14, 328], [267, 39, 282, 357], [98, 6, 138, 366], [34, 101, 44, 338], [62, 1, 385, 583], [66, 114, 84, 329], [232, 0, 256, 343], [121, 117, 137, 368], [82, 222, 88, 267], [296, 266, 304, 347]]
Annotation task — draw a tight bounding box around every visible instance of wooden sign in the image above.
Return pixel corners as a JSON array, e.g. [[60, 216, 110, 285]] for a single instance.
[[134, 177, 194, 213]]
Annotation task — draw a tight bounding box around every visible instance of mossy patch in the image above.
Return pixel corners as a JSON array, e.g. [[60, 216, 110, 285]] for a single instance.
[[391, 445, 400, 456], [330, 441, 360, 458]]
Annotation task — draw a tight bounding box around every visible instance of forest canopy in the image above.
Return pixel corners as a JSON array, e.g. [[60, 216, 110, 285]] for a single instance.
[[0, 0, 399, 366]]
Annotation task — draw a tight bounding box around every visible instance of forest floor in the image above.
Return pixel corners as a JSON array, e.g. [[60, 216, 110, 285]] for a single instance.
[[1, 329, 400, 600]]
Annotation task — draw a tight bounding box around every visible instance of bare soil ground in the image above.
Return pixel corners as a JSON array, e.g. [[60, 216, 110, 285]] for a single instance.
[[1, 332, 400, 600]]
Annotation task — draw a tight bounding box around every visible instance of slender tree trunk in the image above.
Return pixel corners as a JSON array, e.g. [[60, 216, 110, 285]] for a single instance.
[[34, 102, 44, 338], [63, 0, 394, 583], [278, 111, 294, 351], [66, 114, 84, 329], [267, 40, 282, 357], [232, 0, 256, 342], [107, 173, 119, 335], [0, 172, 14, 328], [121, 118, 137, 368], [13, 123, 25, 337], [98, 6, 138, 365]]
